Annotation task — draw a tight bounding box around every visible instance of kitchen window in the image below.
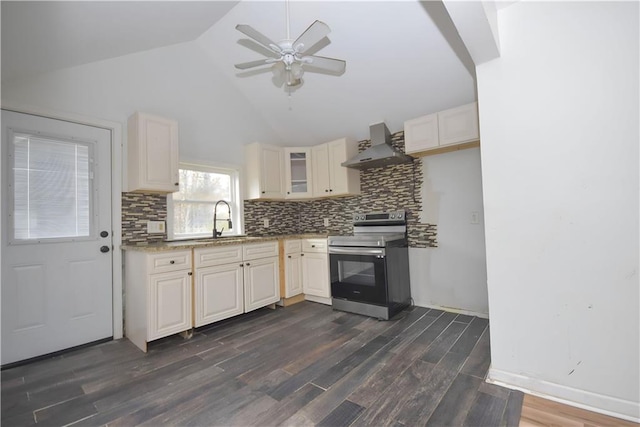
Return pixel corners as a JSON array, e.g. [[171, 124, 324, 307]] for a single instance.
[[167, 162, 243, 240]]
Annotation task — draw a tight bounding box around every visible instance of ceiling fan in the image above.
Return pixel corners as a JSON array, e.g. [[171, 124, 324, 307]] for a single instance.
[[234, 2, 346, 89]]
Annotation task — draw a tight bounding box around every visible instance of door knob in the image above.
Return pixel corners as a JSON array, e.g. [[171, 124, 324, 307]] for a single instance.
[[100, 246, 110, 253], [100, 230, 109, 238]]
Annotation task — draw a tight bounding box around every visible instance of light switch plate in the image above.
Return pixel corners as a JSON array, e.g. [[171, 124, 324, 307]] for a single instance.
[[324, 218, 330, 227], [147, 220, 165, 233], [263, 219, 270, 228]]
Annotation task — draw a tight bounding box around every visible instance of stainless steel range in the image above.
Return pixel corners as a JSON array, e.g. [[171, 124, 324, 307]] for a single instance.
[[328, 210, 411, 320]]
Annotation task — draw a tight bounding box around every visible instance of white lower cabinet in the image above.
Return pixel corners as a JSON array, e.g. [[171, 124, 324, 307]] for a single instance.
[[302, 253, 330, 298], [147, 271, 192, 341], [283, 239, 303, 298], [284, 252, 303, 298], [244, 256, 280, 312], [301, 239, 331, 304], [125, 249, 193, 352], [194, 263, 243, 327], [193, 241, 280, 328]]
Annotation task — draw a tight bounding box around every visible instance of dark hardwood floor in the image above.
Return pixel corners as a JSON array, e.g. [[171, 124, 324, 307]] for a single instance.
[[1, 302, 523, 426]]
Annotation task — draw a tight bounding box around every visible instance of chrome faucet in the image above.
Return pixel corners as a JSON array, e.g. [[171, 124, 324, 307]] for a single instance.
[[213, 200, 233, 238]]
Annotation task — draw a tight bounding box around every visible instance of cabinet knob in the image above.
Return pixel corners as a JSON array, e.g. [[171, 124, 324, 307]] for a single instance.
[[329, 189, 333, 192], [100, 230, 109, 238], [188, 272, 192, 276], [287, 191, 290, 194], [261, 191, 265, 194], [311, 245, 316, 248], [325, 189, 329, 193], [100, 245, 110, 253], [246, 262, 251, 266], [174, 182, 179, 186], [301, 253, 305, 256], [170, 260, 175, 264], [287, 255, 291, 258]]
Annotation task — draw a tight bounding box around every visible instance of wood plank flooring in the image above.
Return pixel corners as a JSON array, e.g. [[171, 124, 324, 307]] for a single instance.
[[2, 302, 523, 426], [519, 394, 640, 427]]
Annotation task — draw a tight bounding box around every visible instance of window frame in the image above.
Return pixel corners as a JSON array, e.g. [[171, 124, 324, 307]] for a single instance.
[[166, 161, 244, 241]]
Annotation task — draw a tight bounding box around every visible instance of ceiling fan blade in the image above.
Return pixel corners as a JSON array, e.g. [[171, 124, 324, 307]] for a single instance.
[[235, 24, 281, 54], [293, 20, 330, 54], [235, 59, 274, 70], [302, 55, 346, 74]]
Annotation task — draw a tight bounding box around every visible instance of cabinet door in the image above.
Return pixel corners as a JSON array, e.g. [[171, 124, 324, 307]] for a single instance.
[[128, 112, 179, 193], [284, 147, 313, 199], [284, 253, 303, 298], [311, 144, 331, 196], [302, 253, 330, 298], [148, 270, 191, 341], [244, 257, 280, 312], [244, 143, 285, 200], [438, 102, 479, 146], [195, 264, 243, 327], [327, 138, 360, 196], [260, 145, 285, 198], [404, 113, 439, 154]]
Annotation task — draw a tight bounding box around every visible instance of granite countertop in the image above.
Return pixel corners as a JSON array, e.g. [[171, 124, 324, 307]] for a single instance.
[[121, 234, 329, 252]]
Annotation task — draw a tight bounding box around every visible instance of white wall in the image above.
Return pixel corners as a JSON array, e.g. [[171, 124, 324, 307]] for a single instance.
[[410, 147, 488, 317], [476, 1, 639, 421], [1, 40, 280, 167]]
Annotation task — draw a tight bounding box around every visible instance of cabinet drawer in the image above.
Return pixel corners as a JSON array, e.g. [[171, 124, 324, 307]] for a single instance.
[[284, 240, 302, 254], [243, 241, 279, 260], [147, 250, 191, 274], [195, 245, 243, 268], [302, 239, 328, 253]]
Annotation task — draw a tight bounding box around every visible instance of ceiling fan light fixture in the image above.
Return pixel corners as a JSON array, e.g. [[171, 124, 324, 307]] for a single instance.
[[233, 1, 345, 92], [290, 62, 304, 79]]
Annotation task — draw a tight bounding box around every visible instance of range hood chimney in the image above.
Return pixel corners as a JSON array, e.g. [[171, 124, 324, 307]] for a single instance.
[[341, 122, 413, 170]]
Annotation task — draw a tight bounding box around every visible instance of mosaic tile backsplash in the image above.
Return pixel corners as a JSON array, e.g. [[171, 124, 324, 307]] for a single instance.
[[244, 131, 438, 248], [121, 192, 167, 245], [123, 130, 437, 248]]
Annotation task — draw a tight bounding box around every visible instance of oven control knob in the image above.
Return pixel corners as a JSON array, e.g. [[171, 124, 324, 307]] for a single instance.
[[390, 214, 395, 219], [397, 212, 403, 219]]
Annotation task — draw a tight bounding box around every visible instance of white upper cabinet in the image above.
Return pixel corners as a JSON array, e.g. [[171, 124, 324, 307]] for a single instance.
[[311, 138, 360, 197], [404, 113, 439, 153], [127, 112, 180, 193], [284, 147, 313, 199], [438, 102, 480, 146], [245, 143, 285, 200], [404, 102, 479, 156]]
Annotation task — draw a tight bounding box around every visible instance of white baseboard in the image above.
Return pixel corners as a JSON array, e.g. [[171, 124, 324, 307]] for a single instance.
[[414, 302, 489, 319], [487, 367, 640, 423]]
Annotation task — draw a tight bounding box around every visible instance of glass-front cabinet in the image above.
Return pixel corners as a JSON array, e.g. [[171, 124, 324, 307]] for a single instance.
[[284, 147, 313, 199]]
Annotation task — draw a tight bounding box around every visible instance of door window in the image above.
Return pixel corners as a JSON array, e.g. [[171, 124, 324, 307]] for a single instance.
[[10, 132, 94, 242]]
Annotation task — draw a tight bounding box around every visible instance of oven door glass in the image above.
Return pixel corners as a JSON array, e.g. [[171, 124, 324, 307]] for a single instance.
[[330, 253, 387, 305]]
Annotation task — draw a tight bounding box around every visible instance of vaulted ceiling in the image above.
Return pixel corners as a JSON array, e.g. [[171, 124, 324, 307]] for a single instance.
[[1, 1, 478, 149]]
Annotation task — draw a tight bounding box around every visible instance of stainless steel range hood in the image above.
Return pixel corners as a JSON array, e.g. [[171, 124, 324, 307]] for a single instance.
[[341, 122, 413, 169]]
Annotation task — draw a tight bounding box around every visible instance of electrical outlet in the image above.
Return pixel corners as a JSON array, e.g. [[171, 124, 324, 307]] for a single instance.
[[147, 220, 165, 233], [263, 219, 270, 228], [323, 218, 330, 227], [470, 212, 479, 224]]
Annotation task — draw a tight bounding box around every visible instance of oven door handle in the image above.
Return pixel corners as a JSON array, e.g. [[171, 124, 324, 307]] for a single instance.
[[328, 247, 386, 256]]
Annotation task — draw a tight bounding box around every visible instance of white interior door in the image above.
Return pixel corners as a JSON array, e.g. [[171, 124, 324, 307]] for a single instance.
[[1, 110, 113, 366]]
